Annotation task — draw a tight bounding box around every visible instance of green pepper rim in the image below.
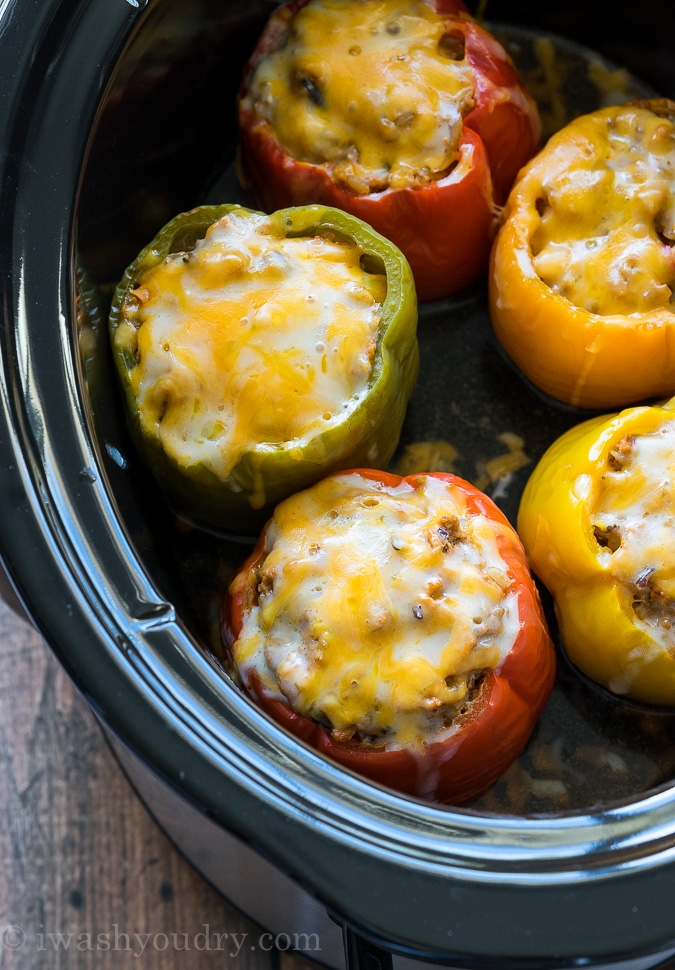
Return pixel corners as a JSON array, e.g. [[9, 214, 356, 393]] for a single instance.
[[109, 203, 419, 532]]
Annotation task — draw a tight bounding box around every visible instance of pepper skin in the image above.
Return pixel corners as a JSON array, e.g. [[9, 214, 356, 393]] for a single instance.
[[490, 99, 675, 410], [518, 397, 675, 705], [109, 204, 418, 532], [237, 0, 541, 301], [223, 470, 555, 804]]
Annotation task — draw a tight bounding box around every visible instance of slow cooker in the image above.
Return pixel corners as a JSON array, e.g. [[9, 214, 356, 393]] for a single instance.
[[2, 0, 675, 967]]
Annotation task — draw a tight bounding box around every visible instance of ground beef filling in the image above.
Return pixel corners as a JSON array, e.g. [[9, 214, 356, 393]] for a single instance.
[[232, 474, 519, 749], [117, 210, 384, 481], [590, 425, 675, 649], [253, 541, 495, 745], [242, 0, 475, 194], [529, 105, 675, 316]]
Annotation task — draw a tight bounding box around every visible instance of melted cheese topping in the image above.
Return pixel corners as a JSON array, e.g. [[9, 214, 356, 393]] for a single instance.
[[530, 105, 675, 316], [117, 210, 385, 478], [233, 473, 519, 748], [242, 0, 475, 194], [591, 418, 675, 650]]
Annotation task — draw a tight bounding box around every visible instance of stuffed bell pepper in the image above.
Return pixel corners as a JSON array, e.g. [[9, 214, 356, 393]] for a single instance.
[[519, 396, 675, 705], [223, 469, 555, 804], [490, 99, 675, 409], [237, 0, 541, 301], [109, 204, 418, 531]]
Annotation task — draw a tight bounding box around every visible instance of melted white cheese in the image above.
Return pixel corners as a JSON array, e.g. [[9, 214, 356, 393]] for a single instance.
[[119, 210, 385, 478], [591, 419, 675, 649], [242, 0, 475, 193], [233, 473, 519, 748], [531, 105, 675, 315]]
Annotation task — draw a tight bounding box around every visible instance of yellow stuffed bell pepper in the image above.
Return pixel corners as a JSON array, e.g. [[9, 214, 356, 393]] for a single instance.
[[518, 396, 675, 705], [489, 99, 675, 410]]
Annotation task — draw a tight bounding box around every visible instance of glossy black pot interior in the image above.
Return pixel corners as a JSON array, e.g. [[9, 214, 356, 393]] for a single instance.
[[2, 0, 675, 966], [79, 0, 675, 817]]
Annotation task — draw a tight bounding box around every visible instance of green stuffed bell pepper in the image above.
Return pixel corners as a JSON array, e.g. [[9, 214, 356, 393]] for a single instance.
[[109, 203, 419, 531]]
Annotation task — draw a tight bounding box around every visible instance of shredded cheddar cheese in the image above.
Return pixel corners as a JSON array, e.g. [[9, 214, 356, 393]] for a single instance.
[[117, 210, 385, 479], [530, 104, 675, 316], [233, 473, 519, 748], [591, 418, 675, 650], [394, 439, 459, 476], [242, 0, 475, 193]]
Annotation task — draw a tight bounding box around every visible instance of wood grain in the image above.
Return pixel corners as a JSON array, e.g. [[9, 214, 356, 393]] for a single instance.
[[0, 597, 321, 970]]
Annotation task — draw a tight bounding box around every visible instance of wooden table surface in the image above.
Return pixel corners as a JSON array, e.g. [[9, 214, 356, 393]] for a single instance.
[[0, 596, 320, 970]]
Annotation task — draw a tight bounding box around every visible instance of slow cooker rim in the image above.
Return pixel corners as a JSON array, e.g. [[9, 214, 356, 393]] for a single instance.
[[4, 0, 675, 962]]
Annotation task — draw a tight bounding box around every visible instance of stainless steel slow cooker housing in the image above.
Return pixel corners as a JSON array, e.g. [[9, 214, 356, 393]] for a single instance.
[[2, 1, 675, 967]]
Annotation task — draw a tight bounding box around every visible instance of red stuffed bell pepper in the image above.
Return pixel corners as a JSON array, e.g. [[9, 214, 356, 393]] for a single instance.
[[222, 469, 555, 804], [237, 0, 541, 301]]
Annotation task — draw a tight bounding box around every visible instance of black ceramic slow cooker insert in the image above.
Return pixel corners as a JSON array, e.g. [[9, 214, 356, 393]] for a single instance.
[[2, 0, 675, 967]]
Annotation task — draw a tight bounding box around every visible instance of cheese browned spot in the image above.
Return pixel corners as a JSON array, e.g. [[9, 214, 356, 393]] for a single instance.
[[590, 418, 675, 650], [115, 210, 385, 479], [530, 105, 675, 316], [242, 0, 475, 194], [232, 473, 519, 748]]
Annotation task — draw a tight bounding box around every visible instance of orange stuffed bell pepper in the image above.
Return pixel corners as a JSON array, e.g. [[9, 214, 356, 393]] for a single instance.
[[490, 99, 675, 410], [223, 469, 555, 804], [237, 0, 541, 301], [519, 396, 675, 705]]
